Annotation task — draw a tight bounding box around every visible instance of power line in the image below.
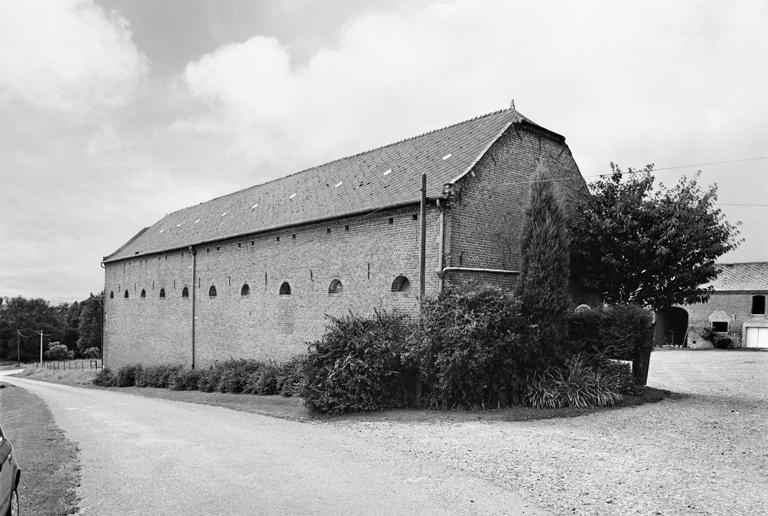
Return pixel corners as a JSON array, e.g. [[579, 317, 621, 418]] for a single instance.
[[654, 156, 768, 172]]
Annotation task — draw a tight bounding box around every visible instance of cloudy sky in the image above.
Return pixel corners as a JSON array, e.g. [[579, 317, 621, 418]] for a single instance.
[[1, 0, 766, 303]]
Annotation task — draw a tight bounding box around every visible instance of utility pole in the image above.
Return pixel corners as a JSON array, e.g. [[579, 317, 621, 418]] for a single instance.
[[16, 331, 20, 367], [34, 330, 47, 365]]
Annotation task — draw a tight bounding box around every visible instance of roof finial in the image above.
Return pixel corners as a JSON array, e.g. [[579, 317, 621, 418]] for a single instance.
[[509, 99, 516, 111]]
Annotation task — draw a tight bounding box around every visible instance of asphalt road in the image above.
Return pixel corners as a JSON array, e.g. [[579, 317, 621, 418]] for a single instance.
[[0, 370, 542, 515]]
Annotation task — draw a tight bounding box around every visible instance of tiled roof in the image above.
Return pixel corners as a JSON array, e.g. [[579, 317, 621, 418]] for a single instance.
[[710, 262, 768, 291], [104, 107, 554, 262]]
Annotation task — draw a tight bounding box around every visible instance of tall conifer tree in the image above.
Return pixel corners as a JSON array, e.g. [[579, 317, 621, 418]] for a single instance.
[[517, 164, 571, 346]]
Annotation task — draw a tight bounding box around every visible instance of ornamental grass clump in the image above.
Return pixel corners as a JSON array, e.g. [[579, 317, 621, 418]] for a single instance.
[[523, 355, 626, 409]]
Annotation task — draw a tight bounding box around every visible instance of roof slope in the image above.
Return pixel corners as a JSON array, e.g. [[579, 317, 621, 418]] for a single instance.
[[710, 262, 768, 291], [104, 107, 551, 262]]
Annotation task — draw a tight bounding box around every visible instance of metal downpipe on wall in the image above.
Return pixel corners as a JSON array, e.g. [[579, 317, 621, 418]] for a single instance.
[[189, 246, 197, 369]]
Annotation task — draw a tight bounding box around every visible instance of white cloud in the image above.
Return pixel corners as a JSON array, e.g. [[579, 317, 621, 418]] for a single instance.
[[0, 0, 148, 111]]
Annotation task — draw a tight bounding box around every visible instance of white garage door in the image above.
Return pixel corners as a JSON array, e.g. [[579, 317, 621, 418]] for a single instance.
[[745, 327, 768, 348]]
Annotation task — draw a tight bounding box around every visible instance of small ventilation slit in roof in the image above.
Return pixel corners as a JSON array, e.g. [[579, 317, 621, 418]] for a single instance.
[[176, 223, 182, 227], [159, 229, 164, 233], [442, 153, 452, 160], [251, 203, 259, 209], [289, 193, 296, 199], [194, 219, 200, 224], [383, 169, 392, 176], [221, 211, 227, 216], [334, 181, 343, 187]]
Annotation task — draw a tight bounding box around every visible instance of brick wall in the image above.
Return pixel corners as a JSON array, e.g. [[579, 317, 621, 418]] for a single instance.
[[105, 205, 440, 368], [444, 124, 586, 297], [684, 292, 768, 348]]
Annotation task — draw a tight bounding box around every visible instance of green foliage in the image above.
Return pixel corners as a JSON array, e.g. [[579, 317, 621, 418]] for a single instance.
[[136, 365, 181, 388], [276, 354, 307, 397], [45, 342, 70, 360], [303, 311, 417, 414], [216, 359, 263, 393], [93, 368, 116, 387], [413, 288, 541, 409], [76, 293, 102, 353], [116, 364, 143, 387], [196, 364, 225, 392], [169, 368, 203, 391], [569, 164, 741, 310], [566, 304, 654, 361], [523, 355, 626, 408], [83, 347, 101, 359], [517, 165, 571, 346], [701, 327, 733, 349]]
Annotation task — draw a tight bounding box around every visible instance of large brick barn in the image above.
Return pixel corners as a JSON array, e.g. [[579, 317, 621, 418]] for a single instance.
[[103, 105, 587, 368]]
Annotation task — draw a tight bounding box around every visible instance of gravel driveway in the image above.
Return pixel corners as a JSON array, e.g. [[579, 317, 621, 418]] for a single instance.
[[330, 350, 768, 515]]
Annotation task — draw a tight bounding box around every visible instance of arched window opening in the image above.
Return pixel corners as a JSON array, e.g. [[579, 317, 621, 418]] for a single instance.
[[124, 290, 129, 299], [140, 289, 146, 298], [109, 291, 114, 299], [209, 285, 217, 298], [391, 275, 411, 293], [241, 284, 250, 296], [328, 279, 343, 295], [181, 287, 189, 298], [752, 295, 766, 315], [279, 282, 291, 295], [159, 288, 166, 299]]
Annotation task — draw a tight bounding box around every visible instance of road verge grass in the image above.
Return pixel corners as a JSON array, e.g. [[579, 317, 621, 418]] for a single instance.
[[9, 365, 667, 423], [0, 382, 79, 515]]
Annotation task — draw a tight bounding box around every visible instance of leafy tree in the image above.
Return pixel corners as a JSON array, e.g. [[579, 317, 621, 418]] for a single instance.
[[517, 166, 571, 348], [569, 164, 741, 310], [77, 293, 103, 353], [0, 296, 65, 361]]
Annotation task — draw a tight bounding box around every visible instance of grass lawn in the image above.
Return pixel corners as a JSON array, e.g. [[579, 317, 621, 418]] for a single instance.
[[0, 382, 80, 515], [12, 365, 667, 423]]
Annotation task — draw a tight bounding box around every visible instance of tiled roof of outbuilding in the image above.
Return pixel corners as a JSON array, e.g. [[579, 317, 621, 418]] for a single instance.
[[710, 262, 768, 291], [104, 107, 557, 262]]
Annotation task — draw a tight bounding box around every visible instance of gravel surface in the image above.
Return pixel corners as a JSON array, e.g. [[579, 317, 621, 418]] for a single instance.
[[0, 370, 542, 515], [329, 350, 768, 515]]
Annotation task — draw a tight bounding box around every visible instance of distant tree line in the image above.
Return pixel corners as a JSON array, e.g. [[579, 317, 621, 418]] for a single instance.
[[0, 293, 103, 362]]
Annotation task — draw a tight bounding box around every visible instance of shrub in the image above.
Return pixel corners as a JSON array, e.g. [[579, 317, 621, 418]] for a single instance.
[[216, 359, 262, 393], [243, 362, 278, 395], [303, 311, 417, 414], [138, 365, 182, 388], [566, 304, 653, 361], [701, 327, 733, 349], [93, 367, 116, 387], [276, 354, 307, 397], [523, 355, 625, 408], [45, 343, 70, 360], [411, 288, 543, 409], [169, 368, 202, 391], [196, 363, 225, 392], [116, 364, 143, 387], [84, 347, 101, 359]]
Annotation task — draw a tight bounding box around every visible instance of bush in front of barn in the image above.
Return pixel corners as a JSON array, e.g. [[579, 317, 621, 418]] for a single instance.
[[410, 288, 545, 410], [135, 365, 182, 388], [93, 367, 117, 386], [565, 304, 654, 385], [302, 311, 417, 415], [116, 364, 143, 387]]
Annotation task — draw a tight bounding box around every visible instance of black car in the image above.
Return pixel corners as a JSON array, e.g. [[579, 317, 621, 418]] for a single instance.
[[0, 424, 20, 516]]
